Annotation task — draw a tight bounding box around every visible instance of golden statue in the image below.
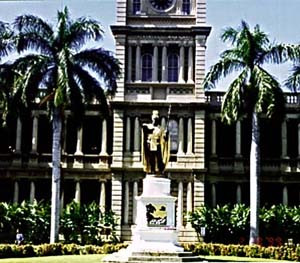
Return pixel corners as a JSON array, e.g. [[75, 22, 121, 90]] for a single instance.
[[142, 110, 170, 176]]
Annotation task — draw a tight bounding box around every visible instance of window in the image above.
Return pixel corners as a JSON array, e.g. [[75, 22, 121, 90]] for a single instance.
[[167, 53, 179, 82], [168, 120, 178, 153], [182, 0, 191, 15], [142, 53, 153, 82], [133, 0, 141, 14]]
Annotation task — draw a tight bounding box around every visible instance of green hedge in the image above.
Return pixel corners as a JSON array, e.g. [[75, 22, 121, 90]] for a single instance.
[[182, 243, 300, 262], [0, 242, 300, 261], [0, 243, 128, 259], [189, 204, 300, 244], [0, 200, 118, 245]]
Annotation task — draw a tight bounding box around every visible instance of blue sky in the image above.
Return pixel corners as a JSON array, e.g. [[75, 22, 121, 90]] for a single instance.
[[0, 0, 299, 90]]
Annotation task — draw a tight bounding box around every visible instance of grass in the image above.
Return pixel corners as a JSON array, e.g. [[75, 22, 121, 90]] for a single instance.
[[0, 254, 289, 263], [0, 254, 105, 263]]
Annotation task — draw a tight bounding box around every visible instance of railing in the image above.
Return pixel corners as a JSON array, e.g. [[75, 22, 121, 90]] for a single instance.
[[205, 92, 300, 107]]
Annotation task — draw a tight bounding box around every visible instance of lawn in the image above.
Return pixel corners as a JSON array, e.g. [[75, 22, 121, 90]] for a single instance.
[[0, 254, 289, 262]]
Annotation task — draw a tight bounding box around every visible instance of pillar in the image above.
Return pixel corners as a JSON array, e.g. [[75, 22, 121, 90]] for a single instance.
[[74, 180, 81, 203], [177, 181, 183, 228], [13, 181, 19, 204], [30, 181, 35, 203], [211, 183, 216, 207], [100, 119, 108, 156], [187, 45, 194, 83], [177, 117, 184, 156], [99, 181, 106, 213], [283, 185, 288, 205], [211, 119, 216, 156], [236, 121, 241, 156], [298, 123, 300, 157], [127, 45, 132, 82], [134, 117, 140, 152], [187, 181, 193, 214], [152, 44, 158, 82], [281, 120, 287, 158], [75, 126, 83, 155], [179, 45, 185, 83], [187, 117, 193, 155], [124, 181, 129, 224], [161, 45, 167, 82], [161, 117, 166, 129], [236, 184, 242, 204], [15, 117, 22, 153], [132, 180, 138, 224], [31, 114, 38, 153], [135, 44, 141, 82], [125, 116, 131, 152]]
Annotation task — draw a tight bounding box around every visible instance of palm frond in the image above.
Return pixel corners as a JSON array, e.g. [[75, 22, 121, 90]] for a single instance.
[[74, 48, 121, 95], [284, 64, 300, 92], [202, 57, 244, 90], [253, 65, 285, 118], [72, 64, 109, 114], [221, 69, 248, 124], [0, 21, 14, 59], [68, 17, 103, 51]]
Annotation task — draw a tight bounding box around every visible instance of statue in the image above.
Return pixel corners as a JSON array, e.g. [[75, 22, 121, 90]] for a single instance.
[[142, 110, 170, 176]]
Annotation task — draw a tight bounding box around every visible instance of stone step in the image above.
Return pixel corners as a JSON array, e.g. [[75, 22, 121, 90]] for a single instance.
[[128, 256, 203, 262]]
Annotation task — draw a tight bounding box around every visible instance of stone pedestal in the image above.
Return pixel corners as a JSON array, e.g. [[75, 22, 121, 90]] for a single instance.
[[104, 174, 191, 263], [131, 175, 183, 253]]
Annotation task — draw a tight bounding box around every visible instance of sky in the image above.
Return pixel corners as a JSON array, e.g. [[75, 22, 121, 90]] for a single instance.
[[0, 0, 299, 90]]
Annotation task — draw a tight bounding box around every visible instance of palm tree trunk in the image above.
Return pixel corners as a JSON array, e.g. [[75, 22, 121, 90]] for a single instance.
[[50, 107, 62, 243], [249, 110, 260, 245]]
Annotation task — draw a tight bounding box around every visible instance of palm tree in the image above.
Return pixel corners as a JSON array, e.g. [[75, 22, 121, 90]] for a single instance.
[[11, 7, 121, 243], [0, 21, 14, 122], [202, 21, 291, 245]]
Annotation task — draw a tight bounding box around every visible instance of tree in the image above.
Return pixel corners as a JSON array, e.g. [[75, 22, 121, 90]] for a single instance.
[[202, 21, 291, 245], [11, 7, 120, 243]]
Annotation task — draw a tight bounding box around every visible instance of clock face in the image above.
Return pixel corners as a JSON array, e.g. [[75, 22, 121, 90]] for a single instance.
[[149, 0, 175, 11]]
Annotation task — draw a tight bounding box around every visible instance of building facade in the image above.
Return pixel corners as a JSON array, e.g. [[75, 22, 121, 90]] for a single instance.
[[0, 0, 299, 242]]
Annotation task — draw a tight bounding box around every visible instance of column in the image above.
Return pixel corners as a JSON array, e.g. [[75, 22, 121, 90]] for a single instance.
[[15, 117, 22, 153], [134, 117, 140, 152], [187, 117, 193, 155], [100, 119, 108, 156], [177, 181, 183, 228], [30, 181, 35, 203], [177, 117, 184, 156], [179, 45, 185, 83], [99, 181, 106, 213], [60, 190, 64, 213], [75, 126, 83, 155], [211, 183, 216, 207], [298, 123, 300, 157], [31, 113, 39, 153], [282, 185, 288, 205], [211, 119, 217, 156], [74, 180, 81, 203], [125, 116, 131, 152], [13, 181, 19, 204], [127, 45, 132, 82], [132, 181, 138, 224], [135, 44, 141, 82], [236, 184, 242, 204], [186, 182, 193, 226], [152, 44, 158, 82], [281, 120, 288, 158], [161, 45, 167, 82], [161, 117, 166, 129], [187, 45, 194, 83], [235, 121, 241, 156], [124, 181, 129, 224]]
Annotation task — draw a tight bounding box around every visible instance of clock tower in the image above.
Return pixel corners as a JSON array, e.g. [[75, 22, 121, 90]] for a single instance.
[[110, 0, 211, 242]]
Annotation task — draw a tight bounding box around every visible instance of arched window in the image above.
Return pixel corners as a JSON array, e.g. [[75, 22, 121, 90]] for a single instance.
[[142, 53, 152, 81], [182, 0, 191, 15], [133, 0, 141, 14], [167, 53, 179, 82], [168, 120, 178, 153]]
